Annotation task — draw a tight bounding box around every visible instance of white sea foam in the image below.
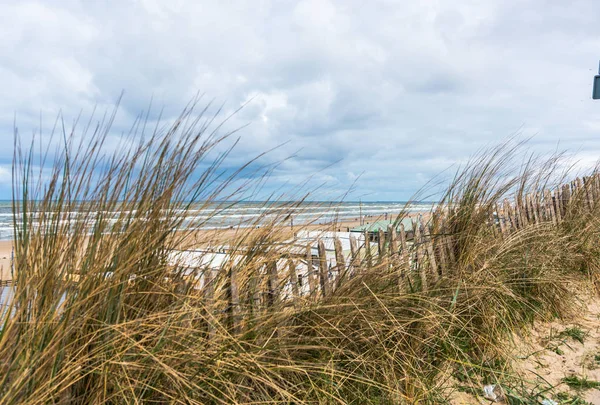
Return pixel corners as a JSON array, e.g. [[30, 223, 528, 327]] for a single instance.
[[0, 202, 434, 240]]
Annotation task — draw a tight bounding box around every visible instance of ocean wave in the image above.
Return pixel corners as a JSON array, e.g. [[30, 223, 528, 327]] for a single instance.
[[0, 203, 435, 240]]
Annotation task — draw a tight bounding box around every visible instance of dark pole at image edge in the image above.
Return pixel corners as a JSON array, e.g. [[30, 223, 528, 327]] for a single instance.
[[593, 60, 600, 100]]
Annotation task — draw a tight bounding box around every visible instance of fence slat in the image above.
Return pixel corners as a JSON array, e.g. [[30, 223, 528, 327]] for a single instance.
[[562, 184, 571, 216], [399, 223, 408, 253], [437, 225, 448, 276], [583, 176, 594, 210], [387, 224, 399, 276], [531, 194, 540, 224], [496, 204, 507, 235], [388, 224, 398, 256], [445, 229, 456, 264], [539, 192, 548, 222], [288, 259, 299, 301], [422, 221, 438, 283], [524, 195, 534, 225], [575, 178, 585, 210], [203, 268, 216, 340], [363, 230, 372, 270], [318, 240, 329, 297], [348, 234, 358, 278], [267, 261, 279, 307], [554, 187, 562, 222], [414, 220, 427, 290], [514, 197, 524, 229], [489, 210, 499, 237], [350, 234, 358, 257], [504, 199, 517, 231], [249, 271, 261, 318], [593, 174, 600, 206], [378, 229, 385, 259], [334, 237, 346, 288], [229, 265, 241, 335], [545, 189, 556, 225], [306, 244, 316, 298], [398, 222, 408, 283]]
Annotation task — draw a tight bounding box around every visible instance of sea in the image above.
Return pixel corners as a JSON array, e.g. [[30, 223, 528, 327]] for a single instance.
[[0, 200, 435, 241]]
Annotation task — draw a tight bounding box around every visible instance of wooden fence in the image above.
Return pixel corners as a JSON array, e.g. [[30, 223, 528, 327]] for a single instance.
[[184, 173, 600, 334], [2, 173, 599, 334]]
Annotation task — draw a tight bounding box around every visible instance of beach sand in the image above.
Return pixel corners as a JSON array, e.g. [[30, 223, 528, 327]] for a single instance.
[[450, 297, 600, 404], [0, 241, 11, 280]]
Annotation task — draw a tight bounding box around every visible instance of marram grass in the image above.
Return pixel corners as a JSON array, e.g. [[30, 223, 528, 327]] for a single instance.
[[0, 106, 598, 404]]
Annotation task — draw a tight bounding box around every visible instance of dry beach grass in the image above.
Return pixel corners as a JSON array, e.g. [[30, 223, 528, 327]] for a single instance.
[[1, 104, 600, 404]]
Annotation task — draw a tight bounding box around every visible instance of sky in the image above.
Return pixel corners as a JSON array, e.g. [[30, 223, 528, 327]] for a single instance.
[[1, 0, 600, 201]]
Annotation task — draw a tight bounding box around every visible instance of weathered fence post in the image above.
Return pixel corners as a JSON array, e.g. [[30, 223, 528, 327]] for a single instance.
[[489, 209, 499, 237], [583, 176, 594, 210], [398, 222, 408, 283], [414, 220, 427, 290], [229, 264, 241, 335], [496, 204, 507, 235], [593, 173, 600, 206], [504, 199, 517, 231], [554, 187, 562, 222], [422, 220, 438, 283], [318, 240, 329, 297], [513, 198, 523, 229], [348, 234, 358, 277], [436, 221, 448, 275], [363, 230, 372, 270], [203, 268, 216, 340], [378, 228, 385, 259], [542, 190, 550, 223], [521, 195, 530, 226], [334, 237, 346, 288], [443, 216, 456, 265], [267, 260, 279, 308], [287, 259, 299, 302], [249, 270, 261, 319], [388, 224, 398, 256], [562, 184, 571, 216], [545, 189, 557, 225], [305, 244, 316, 297], [529, 194, 540, 224], [399, 223, 408, 254], [349, 234, 358, 257]]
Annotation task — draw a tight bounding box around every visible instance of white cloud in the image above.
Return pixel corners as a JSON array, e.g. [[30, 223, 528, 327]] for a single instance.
[[0, 0, 599, 200]]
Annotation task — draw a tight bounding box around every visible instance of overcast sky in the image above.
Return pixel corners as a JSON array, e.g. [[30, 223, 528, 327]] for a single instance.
[[1, 0, 599, 201]]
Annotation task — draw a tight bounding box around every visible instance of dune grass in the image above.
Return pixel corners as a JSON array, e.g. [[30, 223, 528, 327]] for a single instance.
[[0, 105, 599, 404]]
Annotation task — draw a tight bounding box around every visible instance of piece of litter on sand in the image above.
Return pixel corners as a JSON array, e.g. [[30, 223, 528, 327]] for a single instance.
[[482, 384, 503, 402], [540, 399, 557, 405]]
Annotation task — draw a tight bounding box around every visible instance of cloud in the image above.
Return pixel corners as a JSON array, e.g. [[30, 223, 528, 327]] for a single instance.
[[1, 0, 599, 201]]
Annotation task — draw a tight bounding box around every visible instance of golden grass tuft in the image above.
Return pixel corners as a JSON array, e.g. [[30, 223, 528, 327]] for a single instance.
[[0, 106, 598, 404]]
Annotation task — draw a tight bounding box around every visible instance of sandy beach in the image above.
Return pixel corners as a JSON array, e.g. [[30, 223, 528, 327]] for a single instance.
[[0, 241, 11, 280], [0, 213, 408, 281]]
